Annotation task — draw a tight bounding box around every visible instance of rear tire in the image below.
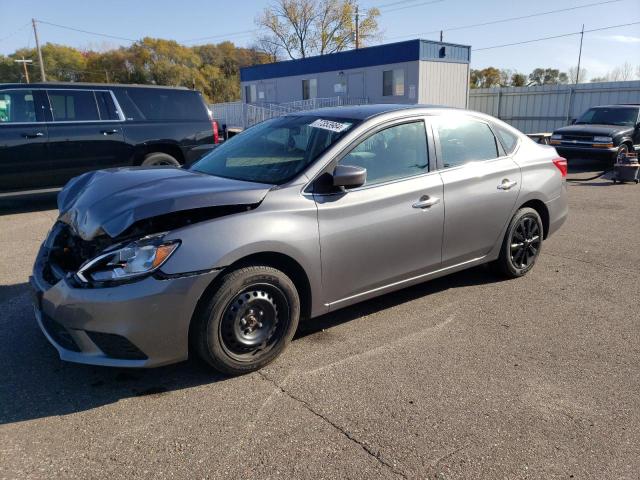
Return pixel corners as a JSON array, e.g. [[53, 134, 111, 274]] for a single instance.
[[194, 266, 300, 375], [142, 152, 180, 167], [491, 207, 543, 278]]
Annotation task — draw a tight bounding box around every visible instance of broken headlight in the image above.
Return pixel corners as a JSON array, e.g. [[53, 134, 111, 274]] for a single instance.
[[76, 234, 180, 284]]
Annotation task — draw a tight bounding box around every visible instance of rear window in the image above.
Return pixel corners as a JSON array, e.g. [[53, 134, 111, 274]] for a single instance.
[[494, 124, 519, 154], [115, 88, 207, 121]]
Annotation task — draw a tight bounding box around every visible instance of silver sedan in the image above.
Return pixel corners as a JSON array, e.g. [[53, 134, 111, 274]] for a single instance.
[[31, 105, 568, 374]]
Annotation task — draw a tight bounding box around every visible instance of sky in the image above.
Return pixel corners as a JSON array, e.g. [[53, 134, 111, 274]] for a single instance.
[[1, 0, 639, 79]]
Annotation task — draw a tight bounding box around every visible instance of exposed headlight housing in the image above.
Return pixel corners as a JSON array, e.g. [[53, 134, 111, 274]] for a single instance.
[[593, 136, 613, 143], [76, 233, 179, 284], [551, 134, 562, 140]]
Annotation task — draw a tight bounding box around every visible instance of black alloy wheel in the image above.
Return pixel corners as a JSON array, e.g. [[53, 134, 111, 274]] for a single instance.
[[509, 215, 541, 270], [491, 207, 543, 278]]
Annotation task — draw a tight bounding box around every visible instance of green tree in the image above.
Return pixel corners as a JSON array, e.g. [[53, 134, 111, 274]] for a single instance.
[[528, 68, 569, 86], [510, 72, 527, 87]]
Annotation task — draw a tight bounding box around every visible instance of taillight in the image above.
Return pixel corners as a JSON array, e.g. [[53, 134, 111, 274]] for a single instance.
[[212, 120, 219, 144], [552, 157, 567, 178]]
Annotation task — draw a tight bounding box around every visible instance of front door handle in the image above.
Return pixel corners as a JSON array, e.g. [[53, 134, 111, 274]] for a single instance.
[[412, 195, 441, 209], [101, 129, 119, 135], [497, 179, 518, 190], [22, 132, 44, 139]]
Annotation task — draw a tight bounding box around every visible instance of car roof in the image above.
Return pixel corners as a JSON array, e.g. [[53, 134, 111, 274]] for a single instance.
[[289, 104, 457, 121], [0, 82, 191, 91], [590, 104, 640, 108]]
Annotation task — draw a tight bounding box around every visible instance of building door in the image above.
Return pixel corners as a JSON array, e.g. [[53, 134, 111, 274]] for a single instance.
[[347, 72, 364, 99]]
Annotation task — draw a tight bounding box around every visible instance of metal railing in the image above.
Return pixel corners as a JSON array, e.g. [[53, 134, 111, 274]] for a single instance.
[[210, 96, 369, 130]]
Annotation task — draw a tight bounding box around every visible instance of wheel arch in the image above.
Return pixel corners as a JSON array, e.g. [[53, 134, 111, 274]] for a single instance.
[[188, 251, 313, 355], [137, 143, 185, 165], [518, 199, 550, 239]]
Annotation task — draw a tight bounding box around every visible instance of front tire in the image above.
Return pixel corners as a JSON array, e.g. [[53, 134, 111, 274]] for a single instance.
[[491, 207, 543, 278], [194, 266, 300, 375]]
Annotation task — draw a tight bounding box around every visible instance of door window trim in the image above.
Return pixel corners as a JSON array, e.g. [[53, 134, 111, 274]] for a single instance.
[[431, 113, 509, 172], [305, 116, 437, 196], [43, 88, 126, 123], [0, 88, 125, 124]]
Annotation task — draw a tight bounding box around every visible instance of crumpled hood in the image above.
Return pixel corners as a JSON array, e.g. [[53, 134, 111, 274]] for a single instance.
[[57, 167, 272, 240], [554, 124, 633, 137]]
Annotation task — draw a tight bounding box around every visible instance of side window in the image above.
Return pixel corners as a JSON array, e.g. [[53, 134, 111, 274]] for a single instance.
[[0, 89, 41, 123], [48, 90, 100, 122], [383, 69, 405, 96], [94, 91, 120, 120], [434, 116, 498, 168], [121, 89, 207, 121], [340, 121, 428, 186], [494, 124, 519, 154], [302, 79, 317, 100]]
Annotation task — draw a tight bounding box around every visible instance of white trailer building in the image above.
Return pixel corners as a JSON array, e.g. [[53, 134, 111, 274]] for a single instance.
[[240, 39, 471, 108]]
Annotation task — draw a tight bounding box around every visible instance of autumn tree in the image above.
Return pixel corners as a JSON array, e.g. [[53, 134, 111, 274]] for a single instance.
[[510, 72, 527, 87], [528, 68, 569, 85], [567, 66, 588, 84], [256, 0, 380, 59]]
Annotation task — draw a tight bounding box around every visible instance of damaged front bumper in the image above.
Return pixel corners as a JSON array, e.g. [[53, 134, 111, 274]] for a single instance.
[[30, 229, 220, 368]]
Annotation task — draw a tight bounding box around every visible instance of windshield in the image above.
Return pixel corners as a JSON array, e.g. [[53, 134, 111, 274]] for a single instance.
[[576, 107, 639, 127], [191, 115, 359, 184]]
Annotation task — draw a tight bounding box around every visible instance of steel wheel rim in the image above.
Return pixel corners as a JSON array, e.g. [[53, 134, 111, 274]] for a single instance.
[[218, 283, 290, 362], [509, 215, 541, 270]]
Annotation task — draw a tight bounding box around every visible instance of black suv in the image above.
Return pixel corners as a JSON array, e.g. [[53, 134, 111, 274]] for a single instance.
[[0, 83, 218, 193], [550, 104, 640, 163]]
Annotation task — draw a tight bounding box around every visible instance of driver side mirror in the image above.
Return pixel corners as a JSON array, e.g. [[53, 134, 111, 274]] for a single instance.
[[570, 118, 577, 125], [332, 164, 366, 189]]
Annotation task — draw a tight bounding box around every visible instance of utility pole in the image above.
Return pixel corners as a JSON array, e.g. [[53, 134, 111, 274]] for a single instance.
[[355, 5, 359, 49], [14, 57, 33, 83], [575, 24, 584, 84], [440, 30, 443, 42], [32, 18, 46, 82], [104, 70, 110, 82]]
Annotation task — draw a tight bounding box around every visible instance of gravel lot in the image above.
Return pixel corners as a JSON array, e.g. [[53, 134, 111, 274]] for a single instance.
[[1, 170, 639, 479]]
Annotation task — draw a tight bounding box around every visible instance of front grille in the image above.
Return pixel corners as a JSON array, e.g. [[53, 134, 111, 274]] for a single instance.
[[41, 313, 81, 352], [561, 134, 593, 142], [86, 331, 148, 360]]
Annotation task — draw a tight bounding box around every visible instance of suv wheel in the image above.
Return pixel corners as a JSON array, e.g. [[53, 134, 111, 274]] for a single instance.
[[142, 152, 180, 167], [616, 144, 629, 163], [194, 266, 300, 375], [491, 207, 543, 278]]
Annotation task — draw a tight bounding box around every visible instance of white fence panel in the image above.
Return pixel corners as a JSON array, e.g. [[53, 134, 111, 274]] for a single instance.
[[469, 81, 640, 133]]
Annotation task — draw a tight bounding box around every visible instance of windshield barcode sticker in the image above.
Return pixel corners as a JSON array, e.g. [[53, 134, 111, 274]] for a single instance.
[[309, 119, 351, 133]]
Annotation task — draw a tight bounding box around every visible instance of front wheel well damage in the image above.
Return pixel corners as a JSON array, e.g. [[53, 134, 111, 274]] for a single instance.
[[187, 252, 312, 357], [518, 199, 550, 239]]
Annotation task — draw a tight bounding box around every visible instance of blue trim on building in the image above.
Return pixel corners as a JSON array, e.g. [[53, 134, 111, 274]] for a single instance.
[[241, 39, 470, 82]]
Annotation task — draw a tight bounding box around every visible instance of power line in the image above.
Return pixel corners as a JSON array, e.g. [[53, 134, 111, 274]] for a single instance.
[[0, 22, 31, 44], [474, 20, 640, 51], [35, 19, 139, 43], [383, 0, 624, 41]]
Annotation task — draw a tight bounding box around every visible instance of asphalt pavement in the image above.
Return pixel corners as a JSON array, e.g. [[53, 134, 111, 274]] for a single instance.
[[1, 169, 639, 479]]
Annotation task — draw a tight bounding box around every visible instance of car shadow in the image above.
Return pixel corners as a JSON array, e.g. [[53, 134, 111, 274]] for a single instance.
[[0, 191, 59, 215], [0, 266, 504, 425]]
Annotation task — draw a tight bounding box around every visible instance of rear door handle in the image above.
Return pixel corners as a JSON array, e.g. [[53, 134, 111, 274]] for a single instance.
[[412, 195, 441, 209], [497, 179, 518, 190], [22, 132, 44, 139], [101, 129, 119, 135]]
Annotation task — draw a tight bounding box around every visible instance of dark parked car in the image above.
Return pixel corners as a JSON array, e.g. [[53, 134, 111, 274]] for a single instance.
[[550, 104, 640, 162], [0, 83, 219, 193]]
